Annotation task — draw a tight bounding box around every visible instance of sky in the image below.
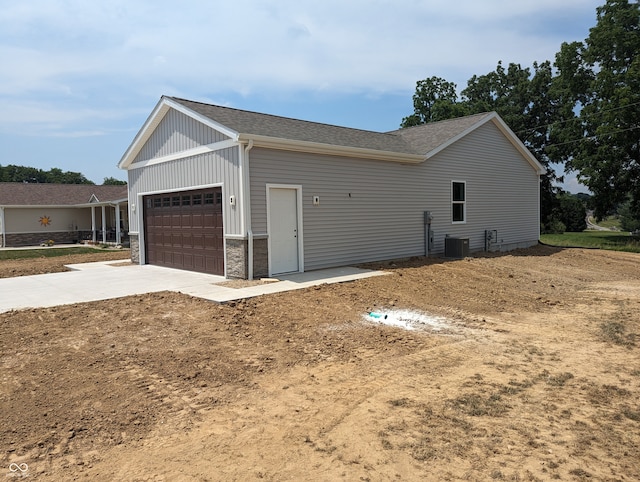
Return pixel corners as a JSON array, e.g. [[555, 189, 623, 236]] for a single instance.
[[0, 0, 603, 191]]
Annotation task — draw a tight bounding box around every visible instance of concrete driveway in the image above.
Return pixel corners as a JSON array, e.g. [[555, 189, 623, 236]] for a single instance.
[[0, 260, 386, 313]]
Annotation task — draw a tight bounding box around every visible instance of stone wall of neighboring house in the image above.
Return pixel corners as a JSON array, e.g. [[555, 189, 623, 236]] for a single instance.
[[4, 231, 82, 247]]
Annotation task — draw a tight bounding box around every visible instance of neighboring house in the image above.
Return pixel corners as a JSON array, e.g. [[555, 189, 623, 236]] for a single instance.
[[118, 96, 545, 279], [0, 183, 129, 247]]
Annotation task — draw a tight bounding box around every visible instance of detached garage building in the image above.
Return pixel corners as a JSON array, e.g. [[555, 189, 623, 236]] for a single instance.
[[118, 96, 545, 279]]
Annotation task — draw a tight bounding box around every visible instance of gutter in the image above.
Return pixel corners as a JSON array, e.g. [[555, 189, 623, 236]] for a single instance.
[[236, 134, 424, 164]]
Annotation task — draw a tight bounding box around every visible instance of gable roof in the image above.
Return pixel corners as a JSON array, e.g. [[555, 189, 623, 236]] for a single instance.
[[119, 96, 545, 174], [0, 183, 128, 207]]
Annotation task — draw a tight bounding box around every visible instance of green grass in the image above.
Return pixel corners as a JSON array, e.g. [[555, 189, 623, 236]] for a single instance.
[[595, 215, 621, 230], [540, 230, 640, 253], [0, 247, 109, 261]]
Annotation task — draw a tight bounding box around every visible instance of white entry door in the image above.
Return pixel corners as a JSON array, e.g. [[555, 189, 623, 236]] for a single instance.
[[268, 187, 301, 275]]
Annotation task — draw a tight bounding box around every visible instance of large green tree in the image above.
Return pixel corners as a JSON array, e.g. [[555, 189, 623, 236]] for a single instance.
[[560, 0, 640, 219], [400, 76, 467, 127]]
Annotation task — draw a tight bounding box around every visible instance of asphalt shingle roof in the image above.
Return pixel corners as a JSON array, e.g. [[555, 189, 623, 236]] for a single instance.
[[169, 96, 494, 157], [0, 183, 128, 206]]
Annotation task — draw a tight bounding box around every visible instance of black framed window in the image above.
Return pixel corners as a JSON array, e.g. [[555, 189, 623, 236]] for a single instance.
[[452, 181, 466, 223]]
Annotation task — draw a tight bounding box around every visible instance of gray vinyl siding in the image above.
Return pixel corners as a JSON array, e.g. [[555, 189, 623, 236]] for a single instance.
[[423, 122, 539, 253], [249, 121, 539, 271], [128, 146, 242, 235], [133, 109, 230, 164]]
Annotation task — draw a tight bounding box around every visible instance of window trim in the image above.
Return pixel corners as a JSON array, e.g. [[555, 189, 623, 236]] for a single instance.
[[451, 180, 466, 224]]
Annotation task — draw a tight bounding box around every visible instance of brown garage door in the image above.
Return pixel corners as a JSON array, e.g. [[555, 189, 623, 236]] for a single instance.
[[143, 188, 224, 275]]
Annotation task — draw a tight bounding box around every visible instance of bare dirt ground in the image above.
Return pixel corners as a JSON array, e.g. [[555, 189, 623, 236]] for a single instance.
[[0, 249, 130, 278], [1, 246, 639, 481]]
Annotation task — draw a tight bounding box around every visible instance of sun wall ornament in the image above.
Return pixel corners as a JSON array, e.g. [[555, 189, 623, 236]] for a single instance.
[[39, 215, 52, 227]]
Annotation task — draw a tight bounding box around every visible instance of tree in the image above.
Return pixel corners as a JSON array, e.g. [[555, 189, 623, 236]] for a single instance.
[[558, 193, 588, 232], [400, 76, 467, 127], [561, 0, 640, 220], [618, 198, 640, 232], [0, 164, 94, 184], [102, 177, 127, 185]]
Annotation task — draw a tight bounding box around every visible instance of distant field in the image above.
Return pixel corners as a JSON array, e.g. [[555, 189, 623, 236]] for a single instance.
[[541, 230, 640, 253]]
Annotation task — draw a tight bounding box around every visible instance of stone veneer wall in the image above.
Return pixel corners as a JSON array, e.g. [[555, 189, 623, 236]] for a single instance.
[[225, 237, 270, 279], [129, 234, 140, 263], [4, 231, 82, 247], [225, 238, 247, 279]]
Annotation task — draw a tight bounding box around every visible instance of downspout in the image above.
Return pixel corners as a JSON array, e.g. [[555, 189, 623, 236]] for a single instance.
[[0, 207, 5, 248], [244, 140, 254, 280]]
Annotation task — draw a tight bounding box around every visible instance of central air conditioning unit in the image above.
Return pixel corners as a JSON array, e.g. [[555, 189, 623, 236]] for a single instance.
[[444, 237, 469, 258]]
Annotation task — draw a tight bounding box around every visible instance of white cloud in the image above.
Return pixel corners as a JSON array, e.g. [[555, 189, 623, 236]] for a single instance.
[[0, 0, 602, 132]]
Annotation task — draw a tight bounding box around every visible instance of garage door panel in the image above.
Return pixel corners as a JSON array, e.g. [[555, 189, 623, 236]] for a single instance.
[[143, 187, 224, 275]]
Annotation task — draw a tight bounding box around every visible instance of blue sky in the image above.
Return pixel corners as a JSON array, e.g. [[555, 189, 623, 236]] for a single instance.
[[0, 0, 602, 191]]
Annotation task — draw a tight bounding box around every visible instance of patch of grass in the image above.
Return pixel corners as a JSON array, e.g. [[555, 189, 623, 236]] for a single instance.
[[622, 407, 640, 422], [0, 247, 109, 261], [388, 397, 411, 407], [540, 231, 640, 253], [450, 392, 510, 417], [600, 320, 637, 347], [500, 378, 535, 395], [569, 468, 592, 478], [540, 370, 574, 387], [595, 215, 621, 230]]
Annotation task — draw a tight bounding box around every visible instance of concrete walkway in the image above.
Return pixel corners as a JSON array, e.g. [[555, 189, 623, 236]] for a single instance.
[[0, 261, 386, 313]]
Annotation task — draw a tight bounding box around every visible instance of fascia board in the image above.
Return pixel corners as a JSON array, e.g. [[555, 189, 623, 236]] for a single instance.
[[118, 98, 171, 170], [237, 134, 425, 164], [117, 97, 240, 170]]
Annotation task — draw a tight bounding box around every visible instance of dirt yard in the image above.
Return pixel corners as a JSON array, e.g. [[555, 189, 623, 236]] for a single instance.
[[1, 246, 639, 481]]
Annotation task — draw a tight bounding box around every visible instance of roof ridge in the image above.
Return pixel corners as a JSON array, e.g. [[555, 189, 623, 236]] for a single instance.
[[169, 96, 401, 137], [387, 111, 494, 134]]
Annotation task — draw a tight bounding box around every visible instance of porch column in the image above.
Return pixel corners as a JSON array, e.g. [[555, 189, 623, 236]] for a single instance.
[[115, 203, 121, 245], [101, 205, 106, 244], [91, 206, 96, 242]]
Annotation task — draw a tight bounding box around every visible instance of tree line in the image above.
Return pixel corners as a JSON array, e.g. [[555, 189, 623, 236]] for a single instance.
[[0, 164, 126, 185], [401, 0, 639, 233]]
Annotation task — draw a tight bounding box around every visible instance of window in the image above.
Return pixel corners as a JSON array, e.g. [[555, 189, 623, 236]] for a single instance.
[[452, 181, 466, 223]]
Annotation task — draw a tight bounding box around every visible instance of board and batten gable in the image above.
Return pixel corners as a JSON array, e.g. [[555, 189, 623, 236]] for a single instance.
[[249, 119, 540, 271], [132, 108, 231, 165]]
